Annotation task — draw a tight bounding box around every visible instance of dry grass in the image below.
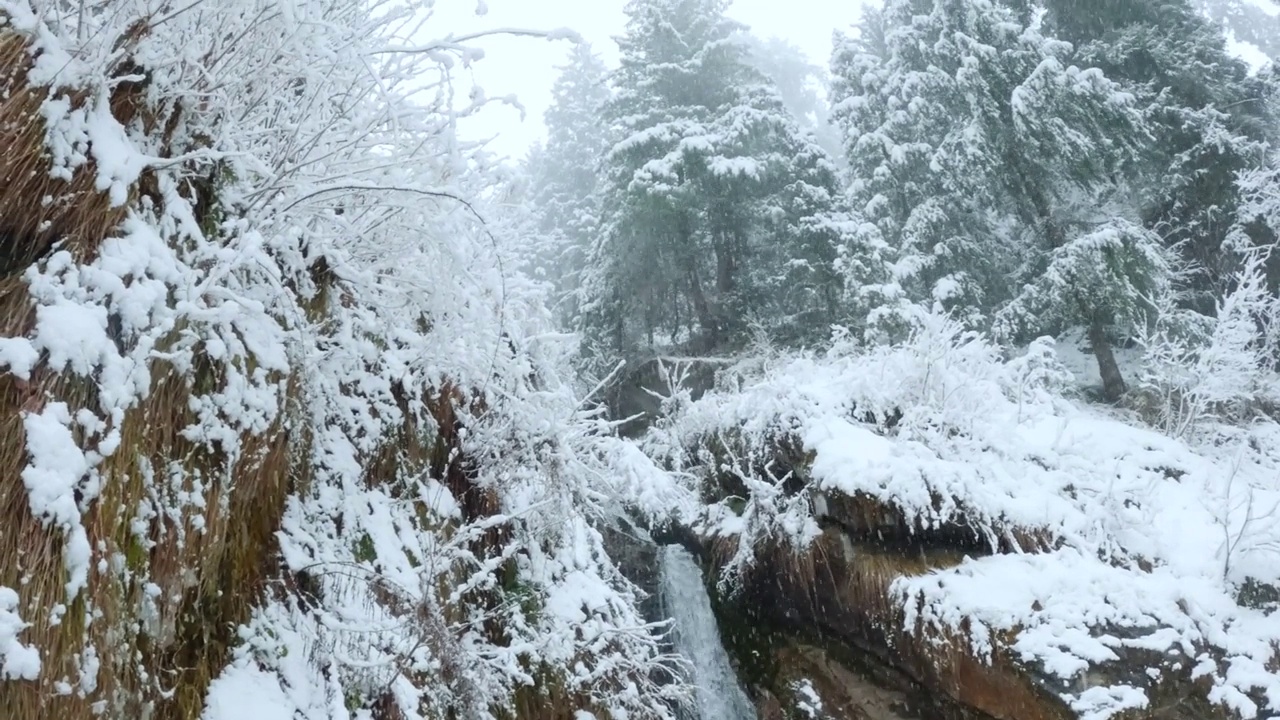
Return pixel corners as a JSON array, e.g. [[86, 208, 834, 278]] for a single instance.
[[0, 32, 139, 279], [507, 672, 599, 720], [351, 377, 655, 720], [0, 23, 135, 718], [0, 330, 302, 719], [368, 380, 533, 719], [0, 22, 303, 719]]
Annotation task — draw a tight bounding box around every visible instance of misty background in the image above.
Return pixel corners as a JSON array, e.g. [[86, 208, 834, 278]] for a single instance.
[[434, 0, 866, 159]]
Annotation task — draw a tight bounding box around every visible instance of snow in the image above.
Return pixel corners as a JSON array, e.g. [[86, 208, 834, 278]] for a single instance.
[[21, 403, 95, 600], [0, 338, 38, 380], [33, 300, 112, 377], [0, 587, 40, 681], [1070, 686, 1149, 720], [707, 155, 761, 179], [650, 315, 1280, 719], [544, 27, 583, 42], [793, 678, 824, 719], [205, 670, 297, 720], [603, 438, 694, 524]]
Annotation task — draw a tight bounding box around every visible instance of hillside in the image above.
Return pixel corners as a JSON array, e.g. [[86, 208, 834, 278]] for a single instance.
[[0, 2, 679, 719]]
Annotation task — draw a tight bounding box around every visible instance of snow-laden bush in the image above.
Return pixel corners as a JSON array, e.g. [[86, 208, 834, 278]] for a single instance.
[[646, 315, 1073, 586], [0, 2, 684, 719], [1138, 245, 1280, 437]]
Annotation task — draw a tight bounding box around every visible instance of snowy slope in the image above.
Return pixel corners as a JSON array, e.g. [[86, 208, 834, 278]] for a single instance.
[[646, 316, 1280, 719]]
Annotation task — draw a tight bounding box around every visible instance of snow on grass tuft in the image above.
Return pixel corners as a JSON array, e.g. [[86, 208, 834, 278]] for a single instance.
[[0, 587, 39, 681]]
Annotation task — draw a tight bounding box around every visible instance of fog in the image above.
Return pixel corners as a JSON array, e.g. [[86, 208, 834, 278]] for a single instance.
[[432, 0, 866, 159]]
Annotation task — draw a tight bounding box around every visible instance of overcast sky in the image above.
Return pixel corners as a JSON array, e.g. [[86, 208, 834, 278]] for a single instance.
[[431, 0, 866, 160]]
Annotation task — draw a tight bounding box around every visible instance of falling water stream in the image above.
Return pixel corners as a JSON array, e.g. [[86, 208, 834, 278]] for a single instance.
[[658, 545, 757, 720]]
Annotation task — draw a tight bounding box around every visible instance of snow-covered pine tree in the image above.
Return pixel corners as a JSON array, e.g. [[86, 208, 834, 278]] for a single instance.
[[1041, 0, 1279, 304], [578, 0, 849, 366], [1236, 157, 1280, 288], [526, 43, 612, 327], [830, 0, 1155, 381], [996, 219, 1177, 401]]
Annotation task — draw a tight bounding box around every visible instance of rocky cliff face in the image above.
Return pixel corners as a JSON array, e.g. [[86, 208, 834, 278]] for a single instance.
[[702, 504, 1229, 720]]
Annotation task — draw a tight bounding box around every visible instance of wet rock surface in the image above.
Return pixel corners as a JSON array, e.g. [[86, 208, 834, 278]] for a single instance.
[[688, 491, 1246, 720]]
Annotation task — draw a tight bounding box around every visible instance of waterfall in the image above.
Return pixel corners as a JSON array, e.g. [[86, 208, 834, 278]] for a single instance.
[[658, 545, 757, 720]]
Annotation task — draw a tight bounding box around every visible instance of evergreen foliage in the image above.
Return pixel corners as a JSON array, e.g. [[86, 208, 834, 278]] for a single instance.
[[526, 44, 612, 326], [1041, 0, 1280, 301], [828, 0, 1165, 394], [576, 0, 849, 368]]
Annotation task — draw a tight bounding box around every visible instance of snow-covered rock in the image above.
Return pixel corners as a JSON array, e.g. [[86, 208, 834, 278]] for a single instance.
[[647, 315, 1280, 719]]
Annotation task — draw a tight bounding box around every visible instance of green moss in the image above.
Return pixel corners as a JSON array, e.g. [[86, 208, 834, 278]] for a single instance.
[[701, 559, 867, 720], [195, 162, 236, 240], [57, 592, 90, 648], [344, 688, 363, 712], [190, 349, 223, 398], [124, 532, 148, 574], [352, 533, 376, 564], [502, 663, 578, 720], [500, 558, 543, 624]]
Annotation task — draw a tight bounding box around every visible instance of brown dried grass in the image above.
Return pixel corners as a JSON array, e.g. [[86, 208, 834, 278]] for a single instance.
[[0, 23, 302, 719], [0, 23, 137, 718], [0, 30, 143, 279], [0, 329, 302, 719], [507, 671, 587, 720], [363, 379, 533, 719]]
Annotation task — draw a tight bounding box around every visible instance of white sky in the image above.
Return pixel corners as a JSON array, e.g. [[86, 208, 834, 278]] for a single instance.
[[431, 0, 866, 161]]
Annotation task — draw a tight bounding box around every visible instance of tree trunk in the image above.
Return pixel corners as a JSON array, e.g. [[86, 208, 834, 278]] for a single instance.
[[714, 231, 735, 296], [1088, 320, 1126, 403], [686, 264, 718, 351], [610, 289, 625, 354]]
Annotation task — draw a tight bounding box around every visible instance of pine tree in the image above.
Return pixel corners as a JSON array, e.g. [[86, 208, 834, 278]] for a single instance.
[[995, 220, 1176, 401], [1041, 0, 1279, 304], [1236, 156, 1280, 287], [829, 0, 1160, 398], [526, 44, 612, 327], [579, 0, 849, 365]]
